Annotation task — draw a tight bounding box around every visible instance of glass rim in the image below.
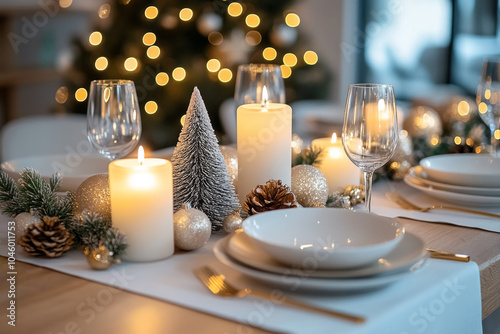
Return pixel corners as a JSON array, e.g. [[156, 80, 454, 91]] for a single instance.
[[91, 79, 135, 86], [237, 63, 281, 72], [349, 83, 393, 89]]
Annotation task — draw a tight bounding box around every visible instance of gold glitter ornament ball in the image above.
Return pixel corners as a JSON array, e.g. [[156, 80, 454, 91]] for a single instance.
[[291, 165, 329, 207], [403, 106, 442, 141], [174, 203, 211, 251], [85, 246, 120, 270], [223, 209, 243, 233], [74, 174, 111, 221]]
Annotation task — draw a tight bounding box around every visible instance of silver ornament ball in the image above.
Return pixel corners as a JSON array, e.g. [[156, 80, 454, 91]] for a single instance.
[[291, 165, 329, 207], [174, 203, 212, 251], [223, 210, 243, 233], [14, 212, 40, 242]]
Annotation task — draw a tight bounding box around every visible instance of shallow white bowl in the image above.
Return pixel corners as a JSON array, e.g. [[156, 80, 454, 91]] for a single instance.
[[1, 154, 110, 192], [419, 154, 500, 188], [242, 208, 405, 270]]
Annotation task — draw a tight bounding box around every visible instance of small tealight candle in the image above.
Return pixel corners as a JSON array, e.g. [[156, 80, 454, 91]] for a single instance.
[[312, 133, 360, 193], [109, 146, 174, 262], [237, 87, 292, 204]]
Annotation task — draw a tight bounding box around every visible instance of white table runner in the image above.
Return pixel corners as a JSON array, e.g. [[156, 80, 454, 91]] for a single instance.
[[371, 180, 500, 233], [0, 214, 482, 334]]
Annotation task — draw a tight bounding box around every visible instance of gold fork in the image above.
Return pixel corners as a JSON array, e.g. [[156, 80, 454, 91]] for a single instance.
[[194, 266, 365, 323], [385, 192, 500, 219]]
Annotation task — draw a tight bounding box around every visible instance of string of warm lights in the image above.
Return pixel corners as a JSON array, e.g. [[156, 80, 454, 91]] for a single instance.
[[55, 1, 320, 123]]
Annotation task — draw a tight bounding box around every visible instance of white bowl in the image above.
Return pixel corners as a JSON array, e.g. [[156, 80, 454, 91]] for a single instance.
[[419, 154, 500, 188], [242, 208, 405, 270], [1, 154, 110, 192]]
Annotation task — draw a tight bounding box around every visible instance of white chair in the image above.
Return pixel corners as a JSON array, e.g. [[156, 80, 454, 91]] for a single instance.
[[1, 114, 97, 162]]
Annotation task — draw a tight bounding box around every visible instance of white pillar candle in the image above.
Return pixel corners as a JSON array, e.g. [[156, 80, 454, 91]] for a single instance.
[[109, 146, 174, 262], [312, 133, 360, 193], [237, 100, 292, 204]]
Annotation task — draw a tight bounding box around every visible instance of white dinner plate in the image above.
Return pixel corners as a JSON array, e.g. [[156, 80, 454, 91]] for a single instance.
[[408, 167, 500, 197], [404, 174, 500, 208], [226, 232, 427, 278], [213, 238, 426, 292], [419, 154, 500, 188], [1, 154, 110, 192]]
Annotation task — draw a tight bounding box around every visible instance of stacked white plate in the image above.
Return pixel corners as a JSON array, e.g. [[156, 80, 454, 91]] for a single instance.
[[213, 208, 428, 292], [404, 154, 500, 207]]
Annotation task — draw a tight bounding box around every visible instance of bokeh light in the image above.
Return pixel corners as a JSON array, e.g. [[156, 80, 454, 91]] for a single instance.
[[55, 86, 68, 104], [145, 101, 158, 114], [147, 45, 161, 59], [304, 50, 318, 65], [95, 57, 108, 71], [89, 31, 102, 46], [245, 14, 260, 28], [206, 59, 221, 72], [156, 72, 169, 86], [285, 13, 300, 27], [283, 53, 297, 67], [98, 4, 111, 19], [59, 0, 72, 8], [478, 102, 488, 114], [75, 88, 88, 102], [454, 136, 462, 145], [263, 47, 277, 61], [180, 115, 186, 126], [145, 6, 158, 19], [172, 67, 186, 81], [245, 31, 261, 45], [280, 65, 292, 78], [218, 68, 232, 83], [227, 3, 243, 17], [457, 100, 470, 116], [124, 57, 138, 71], [179, 8, 193, 21], [208, 32, 223, 45], [142, 32, 156, 46]]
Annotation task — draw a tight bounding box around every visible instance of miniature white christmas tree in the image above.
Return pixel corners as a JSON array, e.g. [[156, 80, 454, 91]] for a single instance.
[[172, 87, 240, 229]]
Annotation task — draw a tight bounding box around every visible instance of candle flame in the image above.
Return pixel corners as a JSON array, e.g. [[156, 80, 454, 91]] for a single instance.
[[261, 86, 269, 108], [138, 145, 144, 165], [330, 133, 337, 144]]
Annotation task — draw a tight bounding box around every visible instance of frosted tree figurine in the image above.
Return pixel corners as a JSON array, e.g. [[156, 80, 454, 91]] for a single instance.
[[172, 87, 240, 230]]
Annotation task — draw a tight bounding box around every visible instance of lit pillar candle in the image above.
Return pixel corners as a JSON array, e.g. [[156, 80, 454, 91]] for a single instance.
[[237, 87, 292, 204], [312, 133, 360, 193], [109, 146, 174, 262]]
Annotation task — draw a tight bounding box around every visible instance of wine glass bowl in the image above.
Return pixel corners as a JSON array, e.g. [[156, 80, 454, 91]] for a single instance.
[[87, 79, 142, 161], [476, 59, 500, 156], [342, 83, 398, 212]]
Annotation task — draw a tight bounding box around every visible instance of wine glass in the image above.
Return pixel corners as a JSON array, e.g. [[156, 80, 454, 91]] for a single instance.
[[342, 84, 398, 212], [476, 59, 500, 157], [234, 64, 285, 107], [87, 79, 142, 160]]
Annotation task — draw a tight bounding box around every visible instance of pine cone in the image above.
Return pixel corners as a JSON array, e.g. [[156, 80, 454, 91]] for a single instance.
[[243, 180, 298, 216], [18, 216, 74, 258]]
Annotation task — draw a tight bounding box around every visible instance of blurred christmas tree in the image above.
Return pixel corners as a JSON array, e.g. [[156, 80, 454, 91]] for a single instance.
[[61, 0, 330, 149]]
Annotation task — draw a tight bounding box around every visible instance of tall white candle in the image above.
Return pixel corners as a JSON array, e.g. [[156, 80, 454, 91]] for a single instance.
[[312, 133, 360, 193], [237, 93, 292, 204], [109, 146, 174, 262]]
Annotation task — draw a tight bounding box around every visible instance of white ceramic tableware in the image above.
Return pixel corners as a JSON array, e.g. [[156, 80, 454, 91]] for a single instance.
[[408, 167, 500, 197], [242, 208, 405, 270], [1, 154, 110, 191], [419, 154, 500, 188], [404, 175, 500, 208], [213, 238, 424, 292], [226, 231, 427, 278]]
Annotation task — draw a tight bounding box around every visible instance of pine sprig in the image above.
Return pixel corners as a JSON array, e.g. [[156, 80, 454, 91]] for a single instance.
[[68, 211, 126, 259], [17, 168, 57, 216], [293, 146, 324, 167], [0, 171, 22, 217]]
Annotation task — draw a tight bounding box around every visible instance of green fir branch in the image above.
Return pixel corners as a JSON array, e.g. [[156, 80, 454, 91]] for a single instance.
[[293, 146, 324, 167], [0, 171, 23, 217]]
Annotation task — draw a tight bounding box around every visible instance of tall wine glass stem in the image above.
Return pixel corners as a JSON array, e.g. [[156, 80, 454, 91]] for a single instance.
[[363, 170, 374, 212], [490, 125, 498, 157]]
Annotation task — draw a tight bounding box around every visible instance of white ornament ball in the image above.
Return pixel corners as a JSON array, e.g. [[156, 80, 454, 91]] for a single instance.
[[174, 203, 211, 251], [291, 165, 329, 207], [14, 212, 40, 242], [219, 145, 238, 188]]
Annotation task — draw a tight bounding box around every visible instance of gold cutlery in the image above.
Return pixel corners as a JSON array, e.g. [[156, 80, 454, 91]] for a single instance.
[[194, 266, 365, 323], [427, 249, 470, 262], [385, 192, 500, 219]]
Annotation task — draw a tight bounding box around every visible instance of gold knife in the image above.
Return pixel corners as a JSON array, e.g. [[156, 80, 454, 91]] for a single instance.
[[427, 249, 470, 262]]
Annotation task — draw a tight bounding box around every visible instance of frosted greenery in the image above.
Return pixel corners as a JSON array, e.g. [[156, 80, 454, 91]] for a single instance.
[[172, 87, 239, 230]]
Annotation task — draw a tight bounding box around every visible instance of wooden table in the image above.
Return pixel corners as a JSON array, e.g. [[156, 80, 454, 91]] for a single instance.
[[1, 217, 499, 334]]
